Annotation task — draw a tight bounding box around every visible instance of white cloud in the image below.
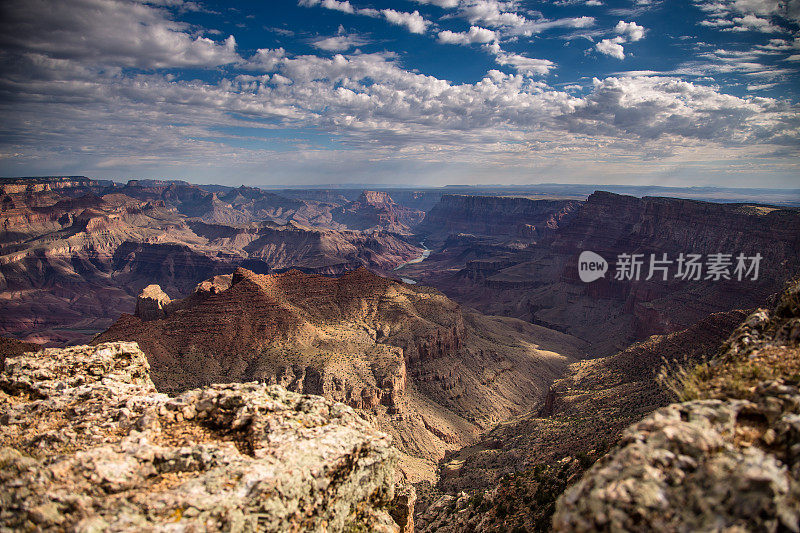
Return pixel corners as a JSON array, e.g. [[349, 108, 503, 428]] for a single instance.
[[0, 0, 240, 69], [0, 0, 796, 183], [596, 37, 626, 59], [615, 20, 645, 41], [727, 14, 782, 31], [438, 26, 497, 44], [453, 1, 595, 37], [413, 0, 460, 7], [493, 52, 555, 75], [382, 9, 430, 34], [311, 26, 369, 51], [694, 0, 799, 31], [298, 0, 355, 14]]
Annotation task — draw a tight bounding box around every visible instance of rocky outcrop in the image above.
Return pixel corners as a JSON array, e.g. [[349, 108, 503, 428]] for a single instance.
[[134, 284, 172, 321], [554, 386, 800, 532], [95, 267, 586, 466], [552, 278, 800, 532], [0, 342, 405, 532], [333, 190, 425, 233], [415, 195, 581, 246]]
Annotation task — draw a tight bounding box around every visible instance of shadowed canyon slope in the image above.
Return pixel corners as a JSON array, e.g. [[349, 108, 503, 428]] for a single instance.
[[0, 179, 423, 345], [402, 191, 800, 355], [95, 267, 587, 468], [436, 307, 749, 495]]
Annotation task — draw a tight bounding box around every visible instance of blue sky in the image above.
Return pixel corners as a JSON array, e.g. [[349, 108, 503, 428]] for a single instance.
[[0, 0, 798, 187]]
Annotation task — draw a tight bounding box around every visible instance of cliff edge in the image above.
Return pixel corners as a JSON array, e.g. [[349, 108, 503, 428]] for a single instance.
[[0, 342, 409, 532], [553, 278, 800, 532]]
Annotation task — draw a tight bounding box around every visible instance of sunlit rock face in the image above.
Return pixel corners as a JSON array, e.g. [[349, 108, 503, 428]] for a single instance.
[[0, 341, 404, 532]]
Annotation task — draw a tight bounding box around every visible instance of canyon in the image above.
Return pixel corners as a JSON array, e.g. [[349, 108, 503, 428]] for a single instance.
[[95, 266, 586, 478], [401, 191, 800, 355], [0, 179, 423, 345], [2, 176, 800, 531]]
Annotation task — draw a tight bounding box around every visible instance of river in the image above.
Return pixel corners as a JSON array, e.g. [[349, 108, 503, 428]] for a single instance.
[[393, 242, 431, 284]]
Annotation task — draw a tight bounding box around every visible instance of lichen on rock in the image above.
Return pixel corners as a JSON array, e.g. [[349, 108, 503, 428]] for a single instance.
[[0, 342, 403, 532], [553, 279, 800, 533]]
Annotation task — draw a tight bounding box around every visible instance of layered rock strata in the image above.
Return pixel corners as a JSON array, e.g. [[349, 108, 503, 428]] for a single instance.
[[0, 342, 406, 532]]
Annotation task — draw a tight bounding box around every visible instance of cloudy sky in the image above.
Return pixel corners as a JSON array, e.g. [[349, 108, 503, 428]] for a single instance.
[[0, 0, 798, 187]]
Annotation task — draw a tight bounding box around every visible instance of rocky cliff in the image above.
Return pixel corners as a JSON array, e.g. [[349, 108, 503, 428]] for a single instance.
[[411, 191, 800, 355], [333, 190, 425, 234], [552, 277, 800, 531], [0, 342, 408, 532], [415, 195, 581, 246], [95, 267, 587, 474]]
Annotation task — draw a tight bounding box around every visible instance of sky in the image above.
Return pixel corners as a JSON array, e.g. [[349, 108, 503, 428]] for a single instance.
[[0, 0, 798, 188]]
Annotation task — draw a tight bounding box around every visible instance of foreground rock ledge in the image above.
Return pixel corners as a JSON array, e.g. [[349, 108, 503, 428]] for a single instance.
[[553, 280, 800, 533], [0, 342, 402, 532]]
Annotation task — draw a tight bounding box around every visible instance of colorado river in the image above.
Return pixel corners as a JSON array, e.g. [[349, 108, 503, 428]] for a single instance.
[[394, 242, 430, 284]]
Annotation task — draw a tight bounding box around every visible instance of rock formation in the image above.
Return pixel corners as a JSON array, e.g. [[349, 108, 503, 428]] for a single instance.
[[553, 277, 800, 531], [0, 180, 423, 345], [333, 190, 426, 233], [414, 194, 581, 246], [410, 191, 800, 355], [95, 267, 587, 474], [134, 284, 172, 321], [0, 342, 408, 531]]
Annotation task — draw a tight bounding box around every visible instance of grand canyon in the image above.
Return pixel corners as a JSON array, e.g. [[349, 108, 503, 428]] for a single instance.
[[2, 175, 799, 531], [2, 0, 799, 528]]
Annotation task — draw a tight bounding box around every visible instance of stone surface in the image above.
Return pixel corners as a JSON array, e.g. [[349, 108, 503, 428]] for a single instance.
[[134, 284, 172, 321], [552, 279, 800, 533], [0, 342, 404, 532]]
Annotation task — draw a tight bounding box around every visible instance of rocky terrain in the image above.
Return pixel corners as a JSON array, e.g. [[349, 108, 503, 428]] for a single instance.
[[553, 276, 800, 532], [95, 267, 587, 478], [435, 307, 749, 496], [403, 191, 800, 355], [0, 341, 410, 531], [0, 178, 423, 345], [417, 278, 800, 532], [333, 190, 425, 234], [414, 195, 581, 247]]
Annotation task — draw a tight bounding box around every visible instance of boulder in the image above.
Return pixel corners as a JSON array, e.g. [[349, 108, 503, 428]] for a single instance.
[[0, 342, 403, 532]]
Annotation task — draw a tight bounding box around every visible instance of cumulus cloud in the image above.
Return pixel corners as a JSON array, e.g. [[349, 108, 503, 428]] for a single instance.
[[564, 76, 786, 144], [438, 26, 497, 44], [450, 1, 595, 37], [695, 0, 800, 31], [492, 51, 556, 75], [382, 9, 430, 34], [413, 0, 460, 7], [298, 0, 355, 14], [0, 0, 796, 182], [615, 20, 645, 41], [596, 37, 626, 59], [311, 26, 369, 51]]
